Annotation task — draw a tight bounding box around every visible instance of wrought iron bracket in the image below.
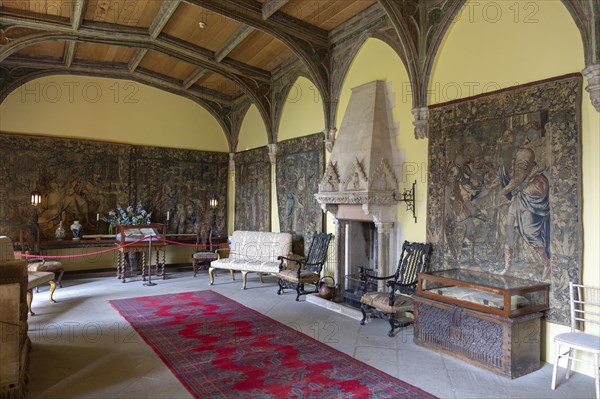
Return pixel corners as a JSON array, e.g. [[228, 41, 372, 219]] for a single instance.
[[392, 180, 417, 223]]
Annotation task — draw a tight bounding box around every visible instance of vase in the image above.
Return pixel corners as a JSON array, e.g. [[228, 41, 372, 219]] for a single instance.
[[55, 221, 66, 240], [70, 220, 82, 241]]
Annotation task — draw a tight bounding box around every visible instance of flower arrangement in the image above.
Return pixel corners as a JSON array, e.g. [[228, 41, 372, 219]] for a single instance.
[[103, 202, 152, 234]]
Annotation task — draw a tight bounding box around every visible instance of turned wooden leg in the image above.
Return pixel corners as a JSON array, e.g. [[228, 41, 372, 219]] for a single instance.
[[48, 280, 57, 303], [277, 279, 284, 295], [160, 250, 166, 279], [27, 289, 34, 316], [241, 271, 248, 290], [230, 270, 235, 281], [208, 267, 215, 285], [258, 273, 264, 283], [193, 259, 198, 277], [141, 251, 147, 282]]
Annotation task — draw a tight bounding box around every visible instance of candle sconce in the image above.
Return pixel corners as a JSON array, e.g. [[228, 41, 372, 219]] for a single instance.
[[392, 180, 417, 223]]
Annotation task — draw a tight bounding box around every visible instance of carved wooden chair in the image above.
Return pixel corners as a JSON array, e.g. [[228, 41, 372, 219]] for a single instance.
[[359, 241, 431, 337], [191, 220, 216, 277], [277, 232, 332, 301]]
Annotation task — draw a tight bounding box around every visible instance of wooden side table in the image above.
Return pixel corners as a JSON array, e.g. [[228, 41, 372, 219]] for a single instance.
[[116, 224, 167, 283]]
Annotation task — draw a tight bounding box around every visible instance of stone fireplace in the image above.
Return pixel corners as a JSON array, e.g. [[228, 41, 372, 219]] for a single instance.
[[315, 80, 400, 302]]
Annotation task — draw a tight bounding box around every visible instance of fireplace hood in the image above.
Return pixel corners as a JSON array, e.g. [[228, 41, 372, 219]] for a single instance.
[[315, 80, 402, 288], [315, 80, 399, 218]]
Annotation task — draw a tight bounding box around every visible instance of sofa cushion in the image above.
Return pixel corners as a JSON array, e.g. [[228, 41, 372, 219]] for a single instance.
[[211, 259, 280, 274], [360, 292, 414, 314], [277, 269, 320, 284], [228, 231, 292, 263]]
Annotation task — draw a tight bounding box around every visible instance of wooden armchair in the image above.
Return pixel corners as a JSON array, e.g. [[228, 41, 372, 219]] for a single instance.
[[359, 241, 431, 337], [277, 232, 332, 301]]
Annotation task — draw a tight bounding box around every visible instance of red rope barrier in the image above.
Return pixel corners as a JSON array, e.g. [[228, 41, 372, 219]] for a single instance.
[[16, 236, 228, 260]]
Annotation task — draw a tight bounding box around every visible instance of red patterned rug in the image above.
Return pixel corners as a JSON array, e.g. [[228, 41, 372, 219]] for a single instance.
[[110, 290, 438, 399]]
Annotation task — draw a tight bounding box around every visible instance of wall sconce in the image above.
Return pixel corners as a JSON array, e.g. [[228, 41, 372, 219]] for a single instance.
[[209, 193, 219, 237], [392, 180, 417, 223], [30, 188, 41, 224], [209, 194, 218, 209], [31, 189, 41, 207]]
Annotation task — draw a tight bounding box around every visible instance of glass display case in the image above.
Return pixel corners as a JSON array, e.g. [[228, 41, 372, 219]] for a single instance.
[[418, 268, 549, 318]]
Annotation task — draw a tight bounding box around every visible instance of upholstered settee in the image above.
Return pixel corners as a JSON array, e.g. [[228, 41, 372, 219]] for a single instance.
[[209, 231, 293, 289]]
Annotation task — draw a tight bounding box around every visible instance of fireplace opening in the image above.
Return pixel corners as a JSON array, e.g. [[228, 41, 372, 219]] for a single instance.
[[343, 221, 378, 308]]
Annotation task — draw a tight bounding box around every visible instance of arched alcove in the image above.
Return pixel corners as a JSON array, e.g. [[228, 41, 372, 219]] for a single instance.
[[237, 104, 269, 151], [278, 76, 324, 141], [0, 75, 228, 152], [337, 37, 426, 240], [429, 0, 599, 373]]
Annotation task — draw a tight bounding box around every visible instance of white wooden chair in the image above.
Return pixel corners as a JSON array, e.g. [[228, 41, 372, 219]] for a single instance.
[[551, 282, 600, 399]]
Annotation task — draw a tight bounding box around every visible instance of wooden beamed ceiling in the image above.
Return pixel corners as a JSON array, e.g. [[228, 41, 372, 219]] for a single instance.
[[0, 0, 375, 101], [1, 0, 597, 147]]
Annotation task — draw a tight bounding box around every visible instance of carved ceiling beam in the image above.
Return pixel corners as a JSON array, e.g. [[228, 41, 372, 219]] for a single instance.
[[215, 24, 254, 63], [183, 66, 207, 89], [185, 0, 331, 105], [149, 0, 182, 40], [0, 14, 270, 82], [71, 0, 89, 30], [128, 49, 147, 73], [262, 0, 291, 20], [0, 57, 233, 106], [185, 0, 328, 47], [63, 41, 77, 67], [376, 0, 421, 106]]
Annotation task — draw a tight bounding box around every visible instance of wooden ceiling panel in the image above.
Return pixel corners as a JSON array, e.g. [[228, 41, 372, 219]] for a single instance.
[[84, 0, 162, 28], [279, 0, 377, 30], [2, 0, 70, 20], [16, 40, 65, 58], [74, 42, 134, 63], [227, 30, 292, 71], [162, 3, 241, 52], [138, 50, 198, 82], [195, 72, 241, 97]]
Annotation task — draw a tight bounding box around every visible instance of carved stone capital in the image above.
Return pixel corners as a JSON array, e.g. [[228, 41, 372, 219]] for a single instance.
[[267, 143, 277, 165], [323, 128, 337, 153], [582, 64, 600, 112], [228, 152, 235, 173], [412, 107, 429, 139]]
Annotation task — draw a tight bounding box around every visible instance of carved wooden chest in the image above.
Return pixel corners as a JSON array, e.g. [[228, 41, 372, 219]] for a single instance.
[[414, 269, 549, 379]]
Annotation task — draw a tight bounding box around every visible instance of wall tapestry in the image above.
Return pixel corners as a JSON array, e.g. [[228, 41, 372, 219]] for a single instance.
[[131, 146, 228, 238], [276, 133, 325, 255], [234, 147, 270, 232], [426, 74, 582, 324], [0, 133, 228, 240]]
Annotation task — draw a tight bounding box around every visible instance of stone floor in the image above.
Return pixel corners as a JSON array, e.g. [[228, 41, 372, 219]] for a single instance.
[[25, 269, 596, 399]]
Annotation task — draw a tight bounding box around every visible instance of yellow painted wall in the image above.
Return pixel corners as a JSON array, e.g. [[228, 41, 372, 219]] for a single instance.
[[236, 104, 268, 151], [278, 76, 324, 141], [431, 0, 599, 374], [0, 75, 228, 152], [335, 38, 426, 241]]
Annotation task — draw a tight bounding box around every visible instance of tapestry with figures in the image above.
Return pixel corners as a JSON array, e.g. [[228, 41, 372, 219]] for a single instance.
[[426, 74, 582, 324], [234, 147, 271, 232], [276, 133, 325, 255], [0, 133, 228, 240]]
